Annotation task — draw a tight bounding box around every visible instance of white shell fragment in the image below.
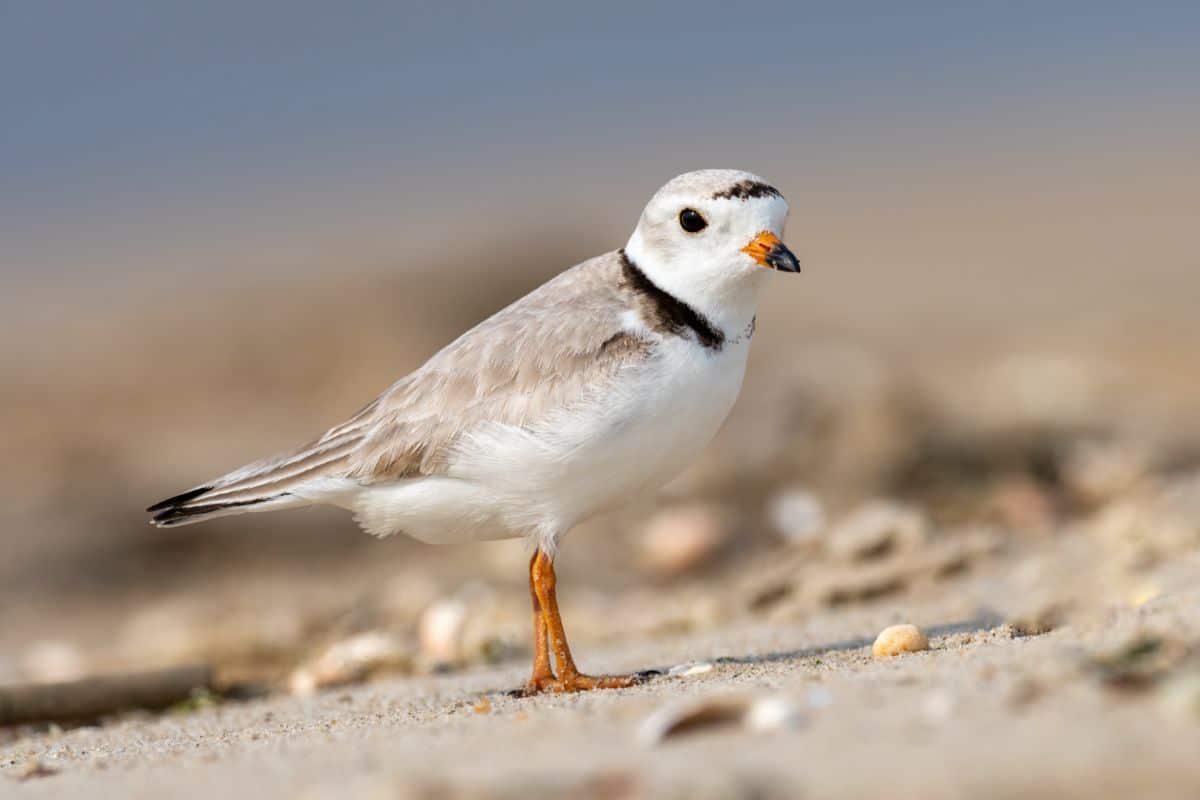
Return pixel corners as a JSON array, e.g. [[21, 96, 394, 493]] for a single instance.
[[667, 661, 715, 677], [418, 597, 470, 664], [638, 694, 805, 745], [745, 695, 807, 732], [766, 488, 826, 546], [288, 631, 412, 695], [415, 584, 526, 668]]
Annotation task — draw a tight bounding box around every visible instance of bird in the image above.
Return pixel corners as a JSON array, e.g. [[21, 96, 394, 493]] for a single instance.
[[147, 169, 801, 695]]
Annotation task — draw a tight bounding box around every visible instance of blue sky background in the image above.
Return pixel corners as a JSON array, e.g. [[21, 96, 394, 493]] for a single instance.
[[2, 2, 1198, 294]]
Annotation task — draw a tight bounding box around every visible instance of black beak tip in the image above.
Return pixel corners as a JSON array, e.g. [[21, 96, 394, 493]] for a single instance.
[[767, 243, 801, 273]]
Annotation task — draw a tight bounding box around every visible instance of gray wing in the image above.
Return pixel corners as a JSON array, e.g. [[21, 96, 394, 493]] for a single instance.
[[149, 251, 651, 524]]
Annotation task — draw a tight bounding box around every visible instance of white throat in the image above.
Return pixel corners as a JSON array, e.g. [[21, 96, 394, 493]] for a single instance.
[[624, 229, 767, 337]]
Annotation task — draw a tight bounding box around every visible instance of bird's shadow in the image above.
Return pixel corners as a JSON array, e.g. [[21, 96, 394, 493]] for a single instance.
[[495, 610, 1007, 698], [705, 609, 1007, 668]]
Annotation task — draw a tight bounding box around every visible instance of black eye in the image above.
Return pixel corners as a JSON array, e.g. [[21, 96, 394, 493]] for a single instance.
[[678, 208, 707, 233]]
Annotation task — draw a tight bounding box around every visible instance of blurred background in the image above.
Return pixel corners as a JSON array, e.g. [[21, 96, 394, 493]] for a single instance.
[[1, 2, 1198, 690]]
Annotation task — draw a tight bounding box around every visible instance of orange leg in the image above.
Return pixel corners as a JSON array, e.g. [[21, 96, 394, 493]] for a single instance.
[[517, 548, 654, 695], [522, 552, 557, 695]]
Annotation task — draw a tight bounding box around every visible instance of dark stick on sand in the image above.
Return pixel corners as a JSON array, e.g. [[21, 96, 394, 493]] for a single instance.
[[0, 664, 213, 726]]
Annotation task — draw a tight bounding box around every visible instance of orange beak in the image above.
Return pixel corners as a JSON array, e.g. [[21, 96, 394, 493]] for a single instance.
[[741, 231, 801, 272]]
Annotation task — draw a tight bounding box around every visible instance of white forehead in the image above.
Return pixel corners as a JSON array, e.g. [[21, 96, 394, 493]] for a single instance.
[[649, 169, 784, 206]]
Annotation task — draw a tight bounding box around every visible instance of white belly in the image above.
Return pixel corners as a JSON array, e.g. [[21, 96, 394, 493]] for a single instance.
[[349, 336, 750, 547]]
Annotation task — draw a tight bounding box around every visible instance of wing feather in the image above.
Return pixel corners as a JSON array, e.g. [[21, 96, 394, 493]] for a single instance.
[[150, 250, 654, 524], [343, 250, 652, 482]]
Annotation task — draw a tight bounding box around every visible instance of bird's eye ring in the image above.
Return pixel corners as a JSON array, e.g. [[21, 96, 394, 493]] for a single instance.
[[678, 208, 708, 233]]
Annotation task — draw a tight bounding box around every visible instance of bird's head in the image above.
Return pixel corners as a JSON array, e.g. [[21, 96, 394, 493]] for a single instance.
[[625, 169, 799, 327]]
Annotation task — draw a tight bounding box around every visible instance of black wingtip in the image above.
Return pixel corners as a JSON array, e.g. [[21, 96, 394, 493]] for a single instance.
[[151, 507, 197, 526], [146, 485, 213, 513], [149, 493, 286, 526]]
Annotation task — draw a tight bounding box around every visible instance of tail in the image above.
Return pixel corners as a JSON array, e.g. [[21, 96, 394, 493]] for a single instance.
[[146, 483, 306, 527], [146, 429, 365, 528]]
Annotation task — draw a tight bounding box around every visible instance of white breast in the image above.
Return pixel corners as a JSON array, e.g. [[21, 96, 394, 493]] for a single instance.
[[349, 334, 751, 549]]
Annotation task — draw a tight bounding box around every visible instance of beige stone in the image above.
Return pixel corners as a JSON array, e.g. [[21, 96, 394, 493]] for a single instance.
[[872, 624, 930, 657]]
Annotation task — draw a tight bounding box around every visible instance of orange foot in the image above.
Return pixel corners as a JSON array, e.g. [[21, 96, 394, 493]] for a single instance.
[[513, 670, 660, 697]]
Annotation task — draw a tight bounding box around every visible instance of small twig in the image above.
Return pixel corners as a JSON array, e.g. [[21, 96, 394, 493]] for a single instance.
[[0, 664, 213, 726]]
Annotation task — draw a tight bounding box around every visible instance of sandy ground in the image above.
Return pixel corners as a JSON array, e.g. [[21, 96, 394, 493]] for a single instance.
[[4, 541, 1199, 800]]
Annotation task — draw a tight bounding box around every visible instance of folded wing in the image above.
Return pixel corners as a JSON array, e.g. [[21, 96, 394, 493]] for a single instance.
[[148, 252, 650, 527]]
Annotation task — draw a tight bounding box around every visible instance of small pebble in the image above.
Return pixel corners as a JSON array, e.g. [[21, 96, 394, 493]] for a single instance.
[[638, 504, 734, 577], [872, 623, 930, 657], [418, 597, 470, 664], [766, 488, 826, 546]]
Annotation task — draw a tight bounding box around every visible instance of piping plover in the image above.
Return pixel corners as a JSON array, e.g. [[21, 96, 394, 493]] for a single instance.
[[148, 169, 800, 694]]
